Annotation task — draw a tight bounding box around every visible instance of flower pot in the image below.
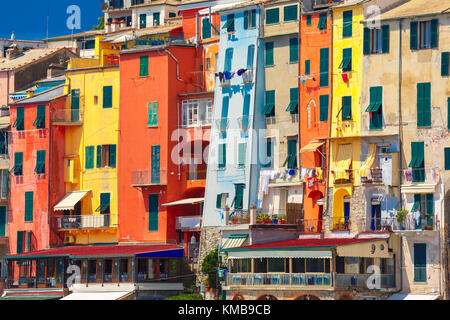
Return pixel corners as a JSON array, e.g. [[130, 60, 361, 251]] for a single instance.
[[281, 220, 286, 224], [231, 220, 237, 225], [246, 219, 250, 224], [265, 219, 271, 224], [272, 219, 278, 224]]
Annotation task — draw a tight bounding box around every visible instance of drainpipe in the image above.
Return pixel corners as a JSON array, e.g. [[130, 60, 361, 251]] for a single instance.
[[177, 100, 181, 181], [164, 49, 184, 82], [397, 18, 403, 295], [298, 2, 303, 216]]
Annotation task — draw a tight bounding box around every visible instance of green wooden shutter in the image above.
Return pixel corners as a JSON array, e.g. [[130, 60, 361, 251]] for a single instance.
[[14, 152, 23, 176], [238, 143, 246, 167], [109, 145, 116, 167], [411, 142, 425, 182], [287, 88, 298, 114], [382, 25, 390, 53], [224, 48, 233, 71], [318, 13, 327, 30], [25, 191, 33, 222], [0, 171, 7, 199], [284, 5, 297, 22], [218, 143, 226, 169], [289, 38, 299, 63], [0, 207, 6, 237], [417, 83, 431, 127], [152, 102, 158, 126], [426, 193, 434, 227], [266, 8, 279, 24], [265, 42, 274, 66], [17, 231, 23, 254], [140, 14, 146, 29], [430, 19, 438, 48], [414, 243, 426, 282], [71, 90, 80, 122], [287, 139, 297, 169], [151, 145, 160, 184], [225, 14, 235, 32], [100, 193, 110, 213], [97, 145, 102, 168], [319, 95, 329, 122], [35, 150, 46, 174], [148, 102, 154, 126], [140, 56, 149, 77], [247, 45, 255, 69], [216, 194, 222, 209], [202, 18, 211, 39], [264, 90, 275, 116], [14, 107, 24, 131], [244, 10, 249, 30], [363, 27, 371, 55], [410, 21, 418, 50], [342, 96, 352, 120], [444, 149, 450, 170], [442, 52, 449, 77], [342, 10, 353, 38], [86, 146, 94, 169], [341, 48, 352, 72], [103, 86, 113, 108], [305, 60, 310, 75], [234, 184, 244, 209], [306, 15, 311, 26], [220, 96, 229, 132], [148, 194, 159, 231], [320, 48, 329, 87], [34, 105, 46, 129], [266, 139, 272, 168], [251, 9, 256, 28]]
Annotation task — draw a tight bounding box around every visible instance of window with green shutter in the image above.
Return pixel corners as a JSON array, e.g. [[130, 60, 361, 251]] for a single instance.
[[266, 8, 279, 24], [202, 18, 211, 39], [289, 38, 299, 63], [339, 48, 352, 72], [284, 5, 297, 22], [366, 86, 383, 130], [265, 42, 274, 66], [382, 25, 390, 53], [342, 96, 352, 121], [96, 193, 110, 214], [17, 231, 24, 254], [13, 152, 23, 176], [317, 13, 327, 30], [25, 191, 33, 222], [218, 143, 226, 169], [96, 145, 102, 168], [426, 193, 434, 228], [13, 107, 24, 131], [216, 194, 223, 209], [103, 86, 113, 108], [139, 14, 147, 29], [414, 243, 426, 282], [85, 146, 94, 169], [283, 138, 298, 169], [0, 207, 5, 237], [238, 143, 246, 168], [417, 82, 431, 127], [430, 19, 438, 48], [153, 12, 160, 26], [247, 45, 255, 69], [148, 194, 159, 231], [410, 21, 418, 50], [342, 10, 352, 38], [71, 89, 80, 122], [151, 145, 160, 184], [233, 184, 245, 209], [319, 95, 329, 122], [264, 90, 275, 117], [35, 150, 46, 174], [148, 101, 158, 126], [109, 145, 116, 167], [223, 14, 235, 32], [305, 60, 310, 75], [0, 132, 7, 155], [33, 105, 46, 129], [244, 9, 257, 29], [306, 15, 311, 26], [220, 96, 229, 132], [319, 48, 329, 87], [363, 27, 371, 55], [140, 56, 149, 77], [224, 48, 233, 71], [409, 142, 425, 182], [263, 139, 273, 168], [286, 88, 298, 114], [442, 52, 449, 77]]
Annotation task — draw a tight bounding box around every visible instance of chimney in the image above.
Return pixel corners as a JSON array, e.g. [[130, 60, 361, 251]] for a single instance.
[[47, 63, 66, 78], [120, 19, 126, 29], [105, 21, 112, 33], [112, 19, 120, 32], [6, 44, 22, 60]]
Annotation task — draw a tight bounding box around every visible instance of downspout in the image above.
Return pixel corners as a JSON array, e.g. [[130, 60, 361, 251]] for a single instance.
[[298, 2, 303, 218], [164, 49, 184, 82], [325, 8, 333, 219], [177, 100, 181, 181], [48, 99, 53, 245]]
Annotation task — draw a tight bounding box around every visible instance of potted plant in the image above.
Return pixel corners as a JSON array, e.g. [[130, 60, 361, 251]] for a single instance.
[[279, 215, 287, 224], [245, 213, 250, 224], [238, 215, 245, 224], [256, 215, 263, 224], [272, 217, 279, 224], [203, 278, 211, 292], [231, 215, 238, 225], [396, 210, 408, 230]]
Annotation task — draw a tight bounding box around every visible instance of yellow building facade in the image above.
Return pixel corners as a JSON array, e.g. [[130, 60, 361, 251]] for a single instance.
[[59, 36, 121, 244]]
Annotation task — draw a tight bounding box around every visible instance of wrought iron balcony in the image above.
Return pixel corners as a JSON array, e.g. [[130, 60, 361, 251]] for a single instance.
[[227, 273, 332, 287], [361, 168, 383, 184], [56, 214, 116, 230], [52, 109, 82, 125], [131, 169, 167, 187], [334, 273, 395, 290]]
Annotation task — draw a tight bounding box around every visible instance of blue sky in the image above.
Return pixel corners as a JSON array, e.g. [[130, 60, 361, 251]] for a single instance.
[[0, 0, 102, 41]]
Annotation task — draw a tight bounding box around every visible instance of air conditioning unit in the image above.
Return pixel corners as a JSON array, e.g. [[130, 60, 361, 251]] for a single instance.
[[64, 235, 75, 244]]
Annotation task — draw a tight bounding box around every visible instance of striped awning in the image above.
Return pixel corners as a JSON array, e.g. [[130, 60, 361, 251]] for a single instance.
[[226, 250, 332, 259], [301, 142, 324, 154], [359, 144, 377, 177], [334, 144, 353, 180], [54, 191, 90, 211], [221, 234, 248, 251]]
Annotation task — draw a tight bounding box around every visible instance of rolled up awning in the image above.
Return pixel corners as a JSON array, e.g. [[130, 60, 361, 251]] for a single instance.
[[162, 198, 204, 207], [359, 144, 377, 177], [334, 144, 353, 180], [54, 191, 90, 211], [227, 250, 332, 259], [221, 234, 248, 252], [301, 142, 324, 153], [60, 291, 133, 300]]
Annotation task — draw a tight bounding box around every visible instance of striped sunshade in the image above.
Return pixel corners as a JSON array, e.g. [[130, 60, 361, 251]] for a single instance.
[[334, 144, 353, 180], [359, 144, 377, 177]]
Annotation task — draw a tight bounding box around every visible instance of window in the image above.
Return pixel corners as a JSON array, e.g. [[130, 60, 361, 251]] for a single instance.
[[414, 243, 426, 282], [96, 145, 116, 168], [181, 99, 213, 127], [247, 45, 255, 69], [224, 48, 233, 71], [232, 184, 245, 209], [364, 26, 390, 54], [153, 12, 160, 26], [342, 10, 352, 38], [284, 5, 297, 22], [151, 145, 160, 184], [223, 14, 235, 32], [266, 8, 279, 24], [103, 86, 113, 108], [0, 170, 8, 199], [366, 86, 383, 130], [218, 143, 226, 169], [263, 138, 273, 168], [33, 105, 45, 129], [410, 19, 438, 50], [442, 52, 449, 77], [264, 90, 275, 117], [264, 42, 274, 66], [140, 56, 149, 77], [13, 107, 24, 131], [148, 194, 159, 231], [446, 148, 450, 170], [304, 60, 310, 75], [96, 193, 110, 214], [319, 48, 329, 87], [306, 15, 311, 26], [147, 101, 158, 126], [0, 207, 6, 237], [25, 191, 33, 222], [317, 13, 327, 30], [419, 21, 431, 48], [244, 9, 256, 29], [319, 95, 329, 122], [0, 131, 7, 155], [238, 143, 246, 168], [85, 146, 94, 169], [339, 48, 352, 72], [216, 193, 228, 209], [202, 18, 211, 39], [139, 14, 147, 29], [35, 150, 46, 174], [417, 82, 431, 127], [341, 96, 352, 121], [289, 38, 299, 63], [220, 96, 229, 132], [286, 88, 298, 114], [409, 142, 425, 182], [283, 137, 298, 169], [13, 152, 23, 176]]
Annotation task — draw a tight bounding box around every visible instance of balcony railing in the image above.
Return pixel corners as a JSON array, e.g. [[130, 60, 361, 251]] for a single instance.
[[227, 273, 332, 287], [56, 214, 115, 230], [402, 167, 439, 185], [131, 169, 167, 186], [361, 168, 383, 184], [52, 109, 82, 125], [332, 169, 353, 185], [297, 219, 323, 233], [334, 273, 395, 290], [331, 217, 351, 231], [242, 69, 254, 84]]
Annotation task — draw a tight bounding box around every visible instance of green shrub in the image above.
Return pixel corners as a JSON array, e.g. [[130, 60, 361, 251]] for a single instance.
[[201, 248, 218, 289], [164, 294, 203, 300]]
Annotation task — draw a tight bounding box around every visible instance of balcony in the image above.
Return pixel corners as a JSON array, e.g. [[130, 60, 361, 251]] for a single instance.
[[332, 169, 353, 185], [131, 169, 167, 187], [335, 273, 395, 290], [297, 219, 323, 233], [176, 216, 201, 231], [227, 273, 332, 287], [242, 69, 254, 84], [56, 214, 116, 230], [361, 168, 383, 184], [358, 216, 434, 233], [52, 109, 82, 126], [330, 217, 351, 232]]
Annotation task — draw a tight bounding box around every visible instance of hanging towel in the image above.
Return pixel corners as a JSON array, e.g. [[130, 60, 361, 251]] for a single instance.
[[405, 170, 413, 182], [380, 156, 392, 186], [316, 167, 323, 180], [366, 169, 372, 180], [218, 72, 224, 83], [301, 168, 307, 179], [224, 71, 232, 80], [341, 73, 348, 83], [430, 167, 437, 181], [237, 68, 247, 76]]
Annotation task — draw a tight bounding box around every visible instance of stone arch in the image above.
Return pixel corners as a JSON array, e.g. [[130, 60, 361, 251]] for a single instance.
[[256, 293, 278, 300], [232, 292, 245, 300], [293, 294, 321, 300]]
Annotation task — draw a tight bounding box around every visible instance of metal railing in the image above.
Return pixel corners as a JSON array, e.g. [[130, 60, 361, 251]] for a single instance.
[[227, 273, 332, 287], [131, 169, 167, 186], [360, 168, 383, 184], [297, 219, 323, 233], [334, 273, 395, 290], [330, 217, 351, 231], [402, 167, 440, 185], [242, 69, 254, 83], [52, 109, 82, 125], [56, 214, 114, 229], [332, 169, 353, 185]]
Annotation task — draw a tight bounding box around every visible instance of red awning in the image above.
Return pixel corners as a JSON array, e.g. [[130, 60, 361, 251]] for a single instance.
[[7, 244, 183, 259]]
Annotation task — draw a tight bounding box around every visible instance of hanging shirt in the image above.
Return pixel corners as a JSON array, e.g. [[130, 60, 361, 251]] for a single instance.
[[237, 68, 247, 76], [405, 170, 413, 182]]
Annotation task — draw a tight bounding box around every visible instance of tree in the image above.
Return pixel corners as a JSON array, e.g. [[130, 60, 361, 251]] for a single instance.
[[93, 17, 105, 30], [201, 248, 218, 289]]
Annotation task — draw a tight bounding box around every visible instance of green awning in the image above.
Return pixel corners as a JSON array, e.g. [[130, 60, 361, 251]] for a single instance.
[[263, 104, 275, 116], [222, 19, 233, 30], [409, 154, 424, 168], [339, 57, 351, 70], [365, 102, 381, 112], [221, 234, 248, 252], [286, 101, 298, 113]]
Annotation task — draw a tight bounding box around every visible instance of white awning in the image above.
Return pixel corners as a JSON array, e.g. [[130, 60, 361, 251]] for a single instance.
[[226, 250, 332, 259], [387, 293, 440, 300], [54, 191, 90, 211], [162, 198, 204, 207], [268, 182, 302, 188], [401, 184, 437, 194], [221, 235, 248, 251], [199, 2, 245, 15], [60, 291, 132, 300]]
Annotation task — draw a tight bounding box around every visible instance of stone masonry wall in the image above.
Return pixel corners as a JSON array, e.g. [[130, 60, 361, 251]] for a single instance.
[[196, 226, 222, 287]]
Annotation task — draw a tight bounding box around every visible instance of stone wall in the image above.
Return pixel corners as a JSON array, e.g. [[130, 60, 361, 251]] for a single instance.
[[196, 226, 222, 287]]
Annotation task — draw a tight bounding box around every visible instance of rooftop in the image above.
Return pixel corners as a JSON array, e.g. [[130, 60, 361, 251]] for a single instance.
[[11, 85, 65, 106], [0, 48, 74, 71], [375, 0, 450, 20]]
